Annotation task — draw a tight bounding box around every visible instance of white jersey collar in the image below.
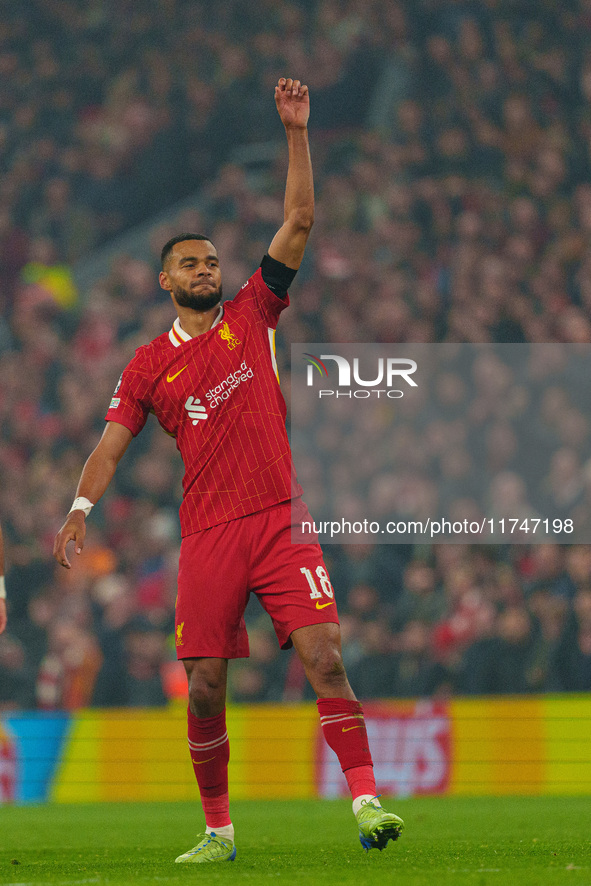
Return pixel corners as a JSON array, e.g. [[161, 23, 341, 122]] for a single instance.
[[168, 306, 224, 347]]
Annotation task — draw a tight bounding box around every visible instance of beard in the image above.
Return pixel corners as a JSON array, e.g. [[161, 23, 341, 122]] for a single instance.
[[172, 282, 223, 312]]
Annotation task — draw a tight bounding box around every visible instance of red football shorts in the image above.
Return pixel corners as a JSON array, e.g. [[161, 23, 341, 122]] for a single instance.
[[175, 499, 339, 659]]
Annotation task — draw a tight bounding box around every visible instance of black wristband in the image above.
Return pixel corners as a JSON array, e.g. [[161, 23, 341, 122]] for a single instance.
[[260, 254, 297, 298]]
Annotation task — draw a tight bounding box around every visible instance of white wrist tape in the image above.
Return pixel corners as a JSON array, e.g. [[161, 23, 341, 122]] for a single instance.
[[0, 576, 6, 600], [69, 497, 94, 517]]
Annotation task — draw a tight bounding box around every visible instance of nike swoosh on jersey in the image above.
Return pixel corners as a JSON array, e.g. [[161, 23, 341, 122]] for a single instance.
[[191, 756, 216, 765], [342, 724, 365, 732], [315, 600, 334, 609], [167, 366, 188, 382]]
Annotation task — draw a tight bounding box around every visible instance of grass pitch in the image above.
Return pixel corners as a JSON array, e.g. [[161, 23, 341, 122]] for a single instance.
[[0, 796, 589, 885]]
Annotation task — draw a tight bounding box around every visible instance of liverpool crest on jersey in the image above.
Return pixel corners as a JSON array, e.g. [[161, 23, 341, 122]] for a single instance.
[[218, 321, 241, 350]]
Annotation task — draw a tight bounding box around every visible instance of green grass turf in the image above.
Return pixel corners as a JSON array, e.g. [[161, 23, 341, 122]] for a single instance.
[[0, 797, 589, 885]]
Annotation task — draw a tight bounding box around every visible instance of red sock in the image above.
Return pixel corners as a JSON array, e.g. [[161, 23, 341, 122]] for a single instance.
[[344, 764, 377, 800], [317, 698, 377, 798], [187, 707, 231, 829]]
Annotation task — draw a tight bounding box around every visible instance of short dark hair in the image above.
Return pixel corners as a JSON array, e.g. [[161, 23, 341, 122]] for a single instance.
[[160, 233, 214, 268]]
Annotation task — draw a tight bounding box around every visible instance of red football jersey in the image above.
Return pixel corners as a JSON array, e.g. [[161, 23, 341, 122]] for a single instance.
[[105, 268, 302, 536]]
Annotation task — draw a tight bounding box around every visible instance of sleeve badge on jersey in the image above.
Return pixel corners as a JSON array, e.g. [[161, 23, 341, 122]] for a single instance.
[[110, 397, 121, 409]]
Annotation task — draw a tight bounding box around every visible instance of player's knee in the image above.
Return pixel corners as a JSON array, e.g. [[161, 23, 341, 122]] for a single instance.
[[188, 679, 226, 717], [304, 643, 347, 685], [185, 660, 227, 716]]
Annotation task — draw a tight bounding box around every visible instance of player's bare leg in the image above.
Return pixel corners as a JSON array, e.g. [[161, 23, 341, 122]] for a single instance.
[[184, 656, 227, 717], [290, 622, 355, 699], [291, 623, 404, 851], [176, 657, 236, 863]]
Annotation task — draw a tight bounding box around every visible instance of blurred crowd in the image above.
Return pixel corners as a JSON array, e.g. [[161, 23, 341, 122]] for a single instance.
[[3, 0, 591, 709]]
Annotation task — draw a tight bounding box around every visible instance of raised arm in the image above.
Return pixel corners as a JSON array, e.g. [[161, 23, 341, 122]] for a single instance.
[[53, 421, 133, 568], [0, 525, 6, 634], [268, 77, 314, 271]]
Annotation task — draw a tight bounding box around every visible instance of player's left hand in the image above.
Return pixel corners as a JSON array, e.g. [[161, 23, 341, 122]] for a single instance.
[[53, 511, 87, 569], [275, 78, 309, 129]]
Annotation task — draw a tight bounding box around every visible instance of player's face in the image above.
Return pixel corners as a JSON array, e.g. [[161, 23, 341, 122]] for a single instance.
[[162, 240, 223, 312]]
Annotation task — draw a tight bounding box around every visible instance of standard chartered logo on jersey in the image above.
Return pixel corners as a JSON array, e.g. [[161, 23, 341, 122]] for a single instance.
[[184, 362, 255, 424], [206, 361, 254, 407], [185, 397, 208, 424]]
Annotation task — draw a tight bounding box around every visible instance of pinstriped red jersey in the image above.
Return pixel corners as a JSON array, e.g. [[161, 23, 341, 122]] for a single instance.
[[105, 268, 302, 536]]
